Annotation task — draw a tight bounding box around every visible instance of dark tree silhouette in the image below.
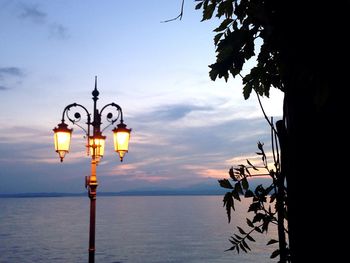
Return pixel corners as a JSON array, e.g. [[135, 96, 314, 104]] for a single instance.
[[219, 136, 289, 261], [193, 0, 348, 262]]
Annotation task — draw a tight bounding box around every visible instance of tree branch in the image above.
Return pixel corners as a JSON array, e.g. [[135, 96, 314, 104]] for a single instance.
[[255, 90, 278, 135], [161, 0, 185, 23]]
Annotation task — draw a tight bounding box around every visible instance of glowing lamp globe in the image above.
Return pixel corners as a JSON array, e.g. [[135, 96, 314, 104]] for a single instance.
[[89, 134, 106, 162], [112, 122, 131, 162], [53, 122, 73, 162]]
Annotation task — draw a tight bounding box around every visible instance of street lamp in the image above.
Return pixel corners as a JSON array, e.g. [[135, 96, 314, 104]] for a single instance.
[[53, 77, 131, 263], [53, 121, 73, 162]]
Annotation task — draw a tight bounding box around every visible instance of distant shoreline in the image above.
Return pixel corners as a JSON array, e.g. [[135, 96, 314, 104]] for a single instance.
[[0, 178, 272, 198], [0, 190, 227, 198]]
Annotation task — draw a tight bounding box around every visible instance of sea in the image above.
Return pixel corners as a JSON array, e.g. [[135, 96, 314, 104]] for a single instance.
[[0, 196, 278, 263]]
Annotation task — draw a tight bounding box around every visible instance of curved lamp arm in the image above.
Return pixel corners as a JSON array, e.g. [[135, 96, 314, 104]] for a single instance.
[[99, 102, 124, 133], [61, 103, 91, 136]]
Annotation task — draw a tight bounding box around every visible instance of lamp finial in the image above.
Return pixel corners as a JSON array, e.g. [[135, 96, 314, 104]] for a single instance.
[[92, 76, 99, 99]]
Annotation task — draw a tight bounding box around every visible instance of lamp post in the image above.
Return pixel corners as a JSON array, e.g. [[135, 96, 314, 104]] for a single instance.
[[53, 77, 131, 263]]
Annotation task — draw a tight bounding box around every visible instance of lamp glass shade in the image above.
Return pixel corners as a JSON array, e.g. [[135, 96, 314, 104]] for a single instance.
[[112, 123, 131, 161], [53, 122, 72, 162], [89, 135, 106, 158]]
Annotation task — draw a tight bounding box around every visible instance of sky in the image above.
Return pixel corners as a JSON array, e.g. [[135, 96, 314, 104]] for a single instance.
[[0, 0, 283, 194]]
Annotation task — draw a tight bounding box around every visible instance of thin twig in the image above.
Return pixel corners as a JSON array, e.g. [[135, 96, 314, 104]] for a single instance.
[[161, 0, 185, 23], [255, 90, 278, 135], [274, 127, 280, 171], [271, 116, 277, 166]]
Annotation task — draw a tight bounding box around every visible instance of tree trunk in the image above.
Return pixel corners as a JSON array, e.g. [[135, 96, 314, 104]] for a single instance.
[[278, 2, 348, 262]]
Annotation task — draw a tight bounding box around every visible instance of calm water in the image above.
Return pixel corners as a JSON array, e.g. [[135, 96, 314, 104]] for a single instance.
[[0, 196, 277, 263]]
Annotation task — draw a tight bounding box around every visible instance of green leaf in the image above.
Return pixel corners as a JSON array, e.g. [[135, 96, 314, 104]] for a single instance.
[[247, 159, 258, 170], [239, 243, 247, 253], [243, 83, 253, 99], [195, 1, 203, 10], [252, 213, 265, 223], [242, 239, 251, 251], [267, 239, 279, 245], [202, 3, 215, 21], [255, 226, 262, 233], [246, 218, 254, 228], [257, 141, 264, 151], [216, 0, 233, 18], [270, 249, 280, 259], [218, 179, 233, 189], [229, 167, 236, 181], [209, 60, 232, 82], [237, 226, 246, 235], [225, 246, 235, 251], [223, 192, 234, 222], [234, 234, 242, 240], [246, 234, 255, 242], [232, 188, 241, 201], [262, 219, 270, 233], [230, 236, 239, 243], [214, 33, 224, 46], [248, 202, 260, 213], [245, 167, 251, 176], [229, 240, 236, 245], [241, 177, 249, 190], [244, 189, 254, 197], [254, 184, 264, 195], [214, 18, 233, 32], [235, 182, 243, 195], [209, 66, 219, 81]]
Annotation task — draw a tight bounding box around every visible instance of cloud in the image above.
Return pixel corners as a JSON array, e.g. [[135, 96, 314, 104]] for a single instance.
[[49, 23, 69, 40], [0, 100, 276, 193], [134, 100, 268, 131], [0, 67, 24, 79], [0, 125, 47, 143], [104, 107, 274, 189], [133, 104, 212, 126], [0, 67, 25, 90], [182, 164, 228, 179], [17, 3, 69, 39], [0, 86, 9, 91], [18, 3, 47, 24], [105, 167, 172, 183], [151, 104, 212, 122], [121, 98, 276, 188]]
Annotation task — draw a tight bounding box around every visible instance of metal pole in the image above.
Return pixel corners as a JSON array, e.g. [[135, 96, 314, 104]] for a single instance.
[[55, 78, 129, 262], [88, 157, 98, 263], [89, 77, 99, 263]]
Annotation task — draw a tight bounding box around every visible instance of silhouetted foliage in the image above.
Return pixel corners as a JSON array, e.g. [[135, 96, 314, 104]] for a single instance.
[[192, 1, 290, 260], [219, 137, 289, 260], [193, 1, 349, 262], [195, 0, 283, 100]]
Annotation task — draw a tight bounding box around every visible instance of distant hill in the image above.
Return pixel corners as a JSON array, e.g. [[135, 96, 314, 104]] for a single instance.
[[0, 192, 85, 198], [0, 177, 272, 198]]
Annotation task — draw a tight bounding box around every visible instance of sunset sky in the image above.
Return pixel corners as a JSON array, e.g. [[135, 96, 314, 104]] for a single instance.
[[0, 0, 283, 194]]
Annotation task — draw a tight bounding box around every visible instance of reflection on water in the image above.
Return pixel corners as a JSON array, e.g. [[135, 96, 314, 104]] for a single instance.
[[0, 196, 277, 262]]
